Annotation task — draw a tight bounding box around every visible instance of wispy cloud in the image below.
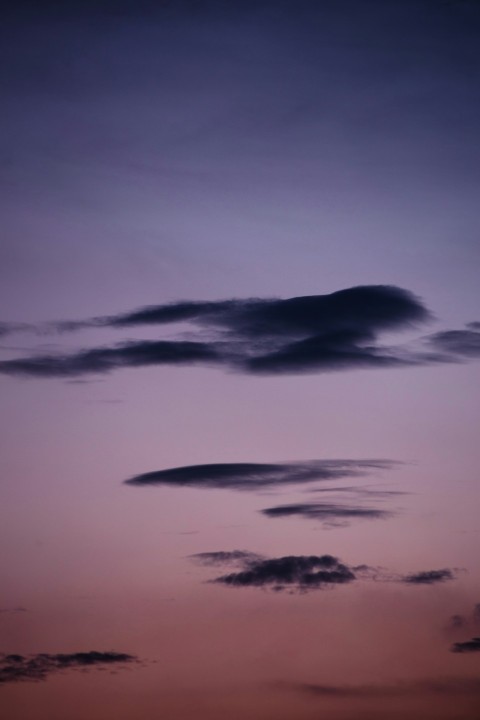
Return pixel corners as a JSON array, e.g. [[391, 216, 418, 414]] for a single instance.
[[260, 502, 392, 526], [0, 651, 138, 685]]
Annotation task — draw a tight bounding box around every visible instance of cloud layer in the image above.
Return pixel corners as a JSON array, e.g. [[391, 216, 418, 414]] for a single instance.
[[125, 459, 396, 491], [190, 551, 458, 593], [0, 285, 431, 377], [1, 285, 478, 378], [0, 651, 137, 685]]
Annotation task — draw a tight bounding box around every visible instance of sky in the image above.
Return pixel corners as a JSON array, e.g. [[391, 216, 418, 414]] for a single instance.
[[1, 0, 480, 718]]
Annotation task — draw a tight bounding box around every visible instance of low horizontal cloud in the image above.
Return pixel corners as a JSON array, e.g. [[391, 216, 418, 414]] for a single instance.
[[191, 551, 460, 593], [451, 637, 480, 653], [125, 459, 396, 491], [191, 551, 357, 592], [288, 676, 480, 699], [0, 651, 138, 685], [402, 569, 455, 585], [209, 554, 356, 591], [260, 502, 392, 526]]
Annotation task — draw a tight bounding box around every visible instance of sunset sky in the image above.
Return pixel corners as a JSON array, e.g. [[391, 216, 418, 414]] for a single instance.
[[1, 1, 480, 718]]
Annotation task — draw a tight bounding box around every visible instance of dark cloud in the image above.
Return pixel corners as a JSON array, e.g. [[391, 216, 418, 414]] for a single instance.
[[0, 651, 137, 685], [0, 607, 27, 615], [451, 637, 480, 653], [192, 551, 356, 592], [260, 502, 391, 526], [125, 459, 396, 491], [289, 676, 480, 699], [0, 340, 220, 378], [0, 285, 436, 378], [103, 285, 428, 336], [402, 569, 455, 585], [2, 288, 478, 380], [191, 551, 460, 592]]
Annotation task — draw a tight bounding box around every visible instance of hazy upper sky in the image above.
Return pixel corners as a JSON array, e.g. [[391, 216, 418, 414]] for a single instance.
[[1, 2, 480, 719]]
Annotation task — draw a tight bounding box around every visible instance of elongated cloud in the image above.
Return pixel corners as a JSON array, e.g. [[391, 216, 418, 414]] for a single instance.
[[124, 459, 396, 491], [289, 676, 480, 698], [191, 551, 459, 592], [402, 569, 455, 585], [0, 340, 219, 378], [211, 554, 356, 591], [260, 502, 392, 526], [451, 637, 480, 653], [0, 651, 138, 685]]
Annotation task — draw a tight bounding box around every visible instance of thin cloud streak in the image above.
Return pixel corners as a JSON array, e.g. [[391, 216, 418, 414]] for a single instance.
[[287, 676, 480, 699], [260, 502, 392, 526], [0, 651, 138, 685]]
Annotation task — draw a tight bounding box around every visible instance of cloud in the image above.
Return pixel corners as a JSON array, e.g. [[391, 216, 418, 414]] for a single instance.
[[445, 603, 480, 633], [0, 607, 27, 615], [191, 551, 356, 592], [125, 459, 396, 491], [428, 327, 480, 358], [0, 340, 220, 378], [191, 550, 460, 592], [451, 637, 480, 653], [2, 287, 478, 379], [0, 285, 435, 378], [0, 322, 34, 338], [402, 569, 455, 585], [288, 676, 480, 699], [447, 614, 467, 630], [260, 502, 392, 526], [0, 651, 138, 685], [191, 550, 262, 566]]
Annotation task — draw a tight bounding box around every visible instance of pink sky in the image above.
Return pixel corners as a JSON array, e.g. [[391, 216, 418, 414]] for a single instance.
[[1, 1, 480, 718]]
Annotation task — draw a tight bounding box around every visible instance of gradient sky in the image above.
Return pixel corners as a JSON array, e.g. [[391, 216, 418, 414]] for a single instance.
[[1, 1, 480, 718]]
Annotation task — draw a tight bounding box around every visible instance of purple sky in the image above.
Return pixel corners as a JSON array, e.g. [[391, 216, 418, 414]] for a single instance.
[[1, 2, 480, 718]]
